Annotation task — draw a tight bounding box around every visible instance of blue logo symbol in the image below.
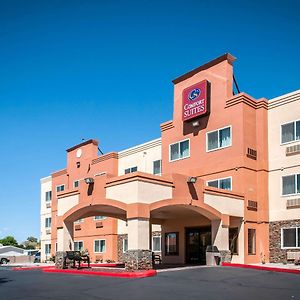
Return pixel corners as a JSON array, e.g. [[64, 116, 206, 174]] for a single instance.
[[188, 88, 201, 101]]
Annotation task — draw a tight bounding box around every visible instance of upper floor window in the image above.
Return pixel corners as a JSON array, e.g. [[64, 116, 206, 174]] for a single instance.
[[170, 139, 190, 162], [73, 180, 79, 188], [207, 177, 232, 190], [125, 166, 137, 174], [207, 126, 231, 151], [281, 120, 300, 144], [153, 160, 162, 175], [74, 218, 84, 224], [45, 217, 51, 228], [94, 216, 106, 221], [56, 185, 65, 193], [282, 174, 300, 196], [45, 191, 52, 202], [282, 228, 300, 248]]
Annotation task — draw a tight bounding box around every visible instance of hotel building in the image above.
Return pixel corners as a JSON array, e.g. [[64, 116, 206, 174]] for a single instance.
[[40, 53, 300, 269]]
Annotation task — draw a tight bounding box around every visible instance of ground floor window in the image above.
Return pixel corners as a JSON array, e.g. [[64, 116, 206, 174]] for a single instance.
[[152, 235, 161, 252], [74, 241, 84, 252], [165, 232, 179, 256], [248, 229, 256, 255], [229, 227, 239, 255], [45, 244, 51, 255], [123, 238, 128, 252], [282, 228, 300, 248], [94, 240, 106, 253]]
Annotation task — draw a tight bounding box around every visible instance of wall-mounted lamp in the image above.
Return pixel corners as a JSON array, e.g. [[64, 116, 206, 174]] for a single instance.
[[84, 177, 94, 184], [76, 161, 81, 168], [192, 120, 200, 127], [187, 176, 197, 184]]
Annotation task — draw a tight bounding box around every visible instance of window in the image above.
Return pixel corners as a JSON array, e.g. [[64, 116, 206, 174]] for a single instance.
[[45, 191, 52, 202], [74, 241, 84, 252], [282, 228, 300, 248], [207, 126, 231, 151], [125, 166, 138, 174], [153, 160, 162, 175], [94, 216, 106, 220], [94, 240, 106, 253], [229, 228, 239, 255], [74, 180, 79, 188], [123, 238, 128, 253], [207, 177, 232, 190], [45, 244, 51, 255], [281, 120, 300, 144], [45, 217, 51, 228], [56, 185, 65, 192], [165, 232, 179, 256], [152, 235, 161, 252], [248, 229, 256, 255], [282, 174, 300, 196], [170, 139, 190, 161], [74, 218, 84, 224]]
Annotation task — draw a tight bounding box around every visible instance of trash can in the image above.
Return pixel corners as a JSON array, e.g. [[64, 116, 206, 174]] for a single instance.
[[206, 245, 221, 266]]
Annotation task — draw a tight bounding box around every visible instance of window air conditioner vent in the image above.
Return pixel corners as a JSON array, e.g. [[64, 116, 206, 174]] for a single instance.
[[74, 224, 81, 231], [46, 202, 51, 208], [287, 198, 300, 209], [247, 148, 257, 160], [96, 222, 103, 228], [247, 200, 258, 211], [46, 229, 51, 235], [286, 144, 300, 156]]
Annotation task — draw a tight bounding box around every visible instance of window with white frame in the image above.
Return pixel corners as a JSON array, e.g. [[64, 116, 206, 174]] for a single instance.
[[282, 174, 300, 196], [152, 234, 161, 252], [125, 166, 137, 174], [45, 217, 51, 228], [207, 126, 231, 151], [45, 191, 52, 202], [207, 177, 232, 190], [281, 120, 300, 144], [123, 238, 128, 253], [45, 244, 51, 255], [74, 218, 84, 224], [56, 185, 65, 192], [94, 216, 107, 220], [170, 139, 190, 161], [74, 241, 84, 252], [153, 160, 162, 175], [94, 240, 106, 253], [74, 180, 79, 188], [282, 228, 300, 248]]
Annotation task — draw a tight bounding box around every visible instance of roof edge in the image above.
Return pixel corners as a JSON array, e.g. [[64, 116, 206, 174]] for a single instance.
[[172, 53, 236, 84], [66, 139, 98, 152]]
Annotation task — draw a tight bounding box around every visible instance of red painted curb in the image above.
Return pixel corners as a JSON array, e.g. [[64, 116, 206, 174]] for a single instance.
[[42, 267, 157, 278], [81, 263, 122, 268], [222, 262, 300, 275]]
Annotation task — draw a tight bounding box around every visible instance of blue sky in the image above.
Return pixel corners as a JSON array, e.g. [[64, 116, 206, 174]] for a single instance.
[[0, 0, 299, 243]]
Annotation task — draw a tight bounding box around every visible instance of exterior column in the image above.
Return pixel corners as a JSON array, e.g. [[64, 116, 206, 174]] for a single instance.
[[125, 218, 153, 271], [211, 219, 231, 262], [55, 221, 74, 269]]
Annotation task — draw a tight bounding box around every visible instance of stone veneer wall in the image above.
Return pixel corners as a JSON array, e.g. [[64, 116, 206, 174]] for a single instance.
[[117, 234, 128, 262], [125, 250, 153, 271], [269, 219, 300, 263]]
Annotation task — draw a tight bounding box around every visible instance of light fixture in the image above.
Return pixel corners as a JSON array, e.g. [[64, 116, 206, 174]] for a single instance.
[[84, 177, 94, 184], [76, 161, 81, 168], [187, 176, 197, 184], [192, 120, 200, 127]]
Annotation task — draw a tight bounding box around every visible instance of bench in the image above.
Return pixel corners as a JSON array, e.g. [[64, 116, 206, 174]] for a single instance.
[[64, 251, 90, 269]]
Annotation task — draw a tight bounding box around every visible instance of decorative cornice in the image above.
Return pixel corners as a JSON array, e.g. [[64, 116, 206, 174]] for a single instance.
[[91, 152, 118, 165], [52, 169, 67, 178], [160, 120, 174, 132]]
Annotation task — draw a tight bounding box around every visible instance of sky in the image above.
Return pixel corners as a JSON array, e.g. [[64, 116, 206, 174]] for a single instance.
[[0, 0, 299, 243]]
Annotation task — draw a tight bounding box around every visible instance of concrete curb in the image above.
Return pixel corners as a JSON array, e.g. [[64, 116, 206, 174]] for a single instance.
[[222, 262, 300, 275]]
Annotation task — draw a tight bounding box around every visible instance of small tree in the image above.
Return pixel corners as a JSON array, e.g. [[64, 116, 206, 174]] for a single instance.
[[0, 236, 18, 247], [22, 236, 40, 250]]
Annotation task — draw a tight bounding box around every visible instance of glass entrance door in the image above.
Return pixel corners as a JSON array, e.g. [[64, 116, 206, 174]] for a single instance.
[[185, 227, 211, 264]]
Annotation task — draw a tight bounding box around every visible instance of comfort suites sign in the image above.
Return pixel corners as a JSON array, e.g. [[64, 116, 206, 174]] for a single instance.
[[182, 80, 210, 122]]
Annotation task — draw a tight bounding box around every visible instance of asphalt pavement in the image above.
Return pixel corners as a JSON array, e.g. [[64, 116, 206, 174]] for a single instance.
[[0, 266, 300, 300]]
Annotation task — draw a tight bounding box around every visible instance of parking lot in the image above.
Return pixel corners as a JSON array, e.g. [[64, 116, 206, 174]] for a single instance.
[[1, 266, 300, 300]]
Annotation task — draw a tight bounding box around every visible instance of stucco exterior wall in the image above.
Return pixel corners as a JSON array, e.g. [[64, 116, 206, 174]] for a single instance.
[[118, 138, 162, 176]]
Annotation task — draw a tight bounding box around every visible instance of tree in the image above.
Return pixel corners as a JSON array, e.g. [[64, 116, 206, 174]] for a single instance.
[[22, 236, 39, 250], [0, 236, 18, 247]]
